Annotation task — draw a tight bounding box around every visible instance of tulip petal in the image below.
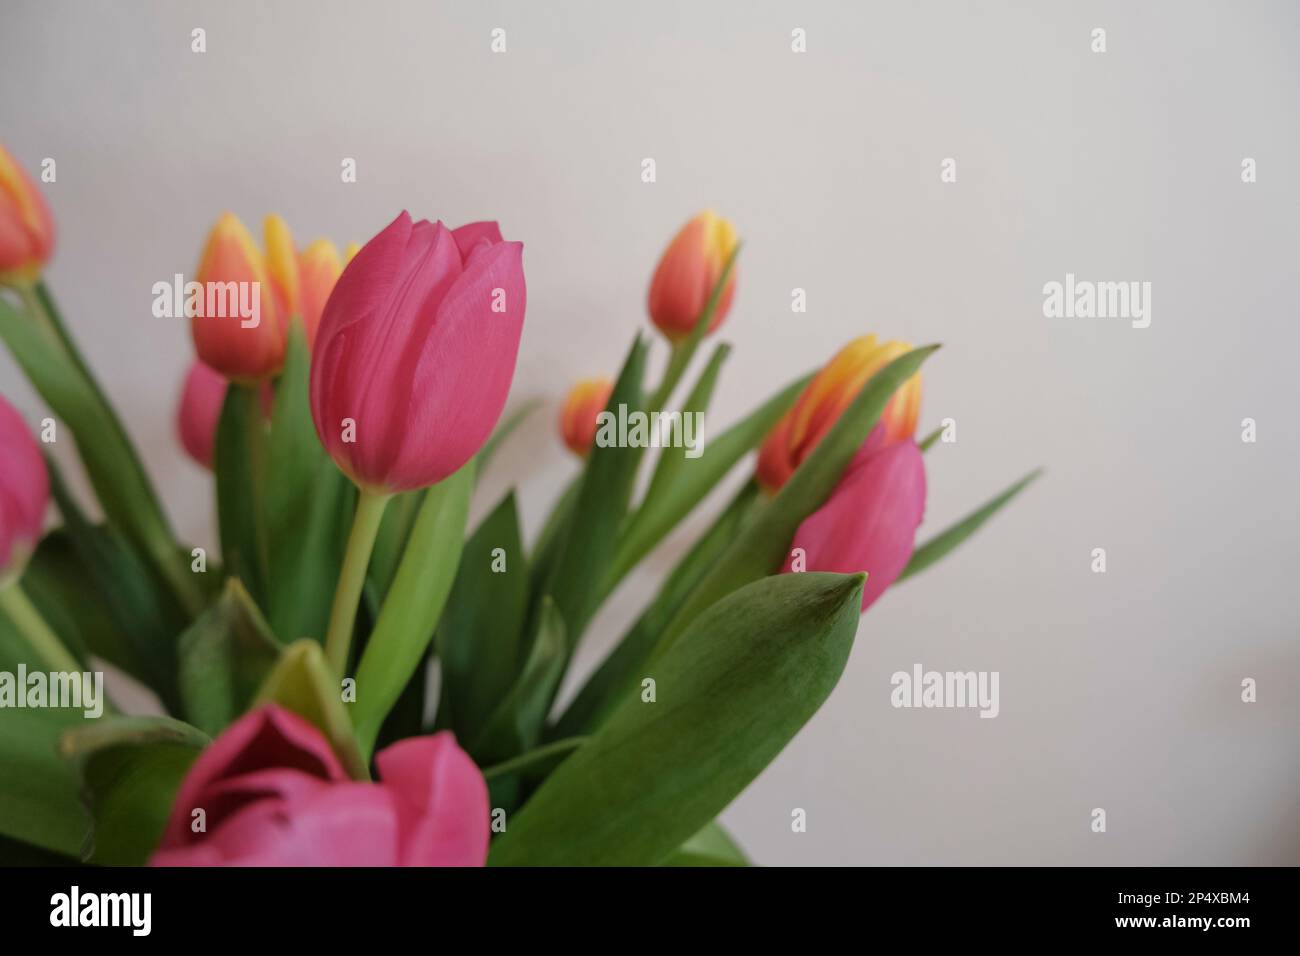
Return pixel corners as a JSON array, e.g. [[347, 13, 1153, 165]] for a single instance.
[[157, 705, 346, 850], [375, 732, 489, 866], [384, 239, 525, 490], [783, 439, 926, 611], [451, 221, 503, 262], [0, 394, 48, 571]]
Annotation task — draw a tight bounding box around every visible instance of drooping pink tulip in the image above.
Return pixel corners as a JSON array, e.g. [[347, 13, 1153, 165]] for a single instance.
[[150, 705, 489, 866], [0, 393, 49, 578], [309, 211, 526, 492], [175, 360, 228, 469], [782, 435, 926, 612]]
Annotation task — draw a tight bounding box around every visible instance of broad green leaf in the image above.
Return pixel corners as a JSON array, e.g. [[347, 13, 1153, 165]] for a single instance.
[[608, 368, 810, 588], [45, 455, 185, 711], [264, 320, 356, 643], [653, 345, 938, 659], [527, 474, 578, 587], [351, 462, 475, 757], [436, 490, 530, 745], [488, 571, 865, 866], [660, 820, 750, 867], [60, 716, 208, 865], [369, 489, 421, 602], [0, 833, 77, 865], [552, 479, 762, 739], [0, 605, 93, 858], [899, 468, 1043, 582], [0, 293, 199, 615], [177, 578, 282, 735], [256, 639, 369, 780], [470, 597, 565, 765], [542, 334, 648, 643], [214, 383, 268, 605], [481, 736, 585, 782]]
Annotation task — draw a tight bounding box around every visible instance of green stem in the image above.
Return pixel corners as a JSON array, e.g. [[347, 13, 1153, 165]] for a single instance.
[[18, 282, 204, 616], [324, 490, 391, 675], [241, 383, 270, 577], [0, 582, 82, 674], [482, 737, 586, 781]]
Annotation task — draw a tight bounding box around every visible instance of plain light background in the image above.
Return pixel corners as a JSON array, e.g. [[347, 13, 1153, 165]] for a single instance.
[[2, 0, 1297, 865]]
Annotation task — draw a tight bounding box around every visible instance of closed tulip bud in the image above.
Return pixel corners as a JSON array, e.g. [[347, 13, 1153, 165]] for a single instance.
[[190, 212, 285, 381], [559, 377, 613, 457], [0, 144, 55, 288], [263, 214, 301, 320], [757, 334, 921, 492], [0, 394, 49, 581], [782, 438, 926, 612], [647, 210, 738, 341], [298, 238, 342, 347], [310, 211, 526, 493], [175, 360, 227, 469]]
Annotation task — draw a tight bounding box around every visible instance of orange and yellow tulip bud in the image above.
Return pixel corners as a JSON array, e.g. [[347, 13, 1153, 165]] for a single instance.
[[647, 210, 738, 341], [298, 238, 343, 347], [756, 335, 921, 492], [263, 214, 301, 319], [0, 144, 55, 287], [559, 377, 613, 457], [190, 212, 284, 381]]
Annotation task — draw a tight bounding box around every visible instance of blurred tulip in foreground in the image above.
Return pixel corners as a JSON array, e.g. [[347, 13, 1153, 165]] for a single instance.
[[647, 210, 738, 341], [757, 334, 921, 491], [782, 436, 926, 612], [310, 211, 526, 493], [0, 393, 48, 580], [0, 144, 55, 288], [559, 377, 613, 457], [150, 705, 489, 866]]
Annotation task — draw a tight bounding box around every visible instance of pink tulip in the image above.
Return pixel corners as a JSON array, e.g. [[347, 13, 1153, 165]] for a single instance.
[[0, 393, 48, 578], [309, 211, 526, 492], [175, 360, 228, 469], [150, 705, 489, 866], [782, 433, 926, 612]]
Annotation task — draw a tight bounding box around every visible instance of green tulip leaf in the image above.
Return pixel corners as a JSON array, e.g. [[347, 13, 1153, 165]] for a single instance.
[[436, 490, 530, 746], [59, 716, 208, 866], [552, 479, 762, 739], [652, 344, 938, 659], [608, 368, 810, 589], [177, 578, 282, 735], [660, 820, 750, 867], [899, 468, 1043, 582], [471, 596, 566, 765], [350, 462, 475, 757], [214, 382, 268, 605], [255, 639, 369, 780], [264, 320, 357, 643], [488, 571, 864, 866], [0, 293, 198, 615]]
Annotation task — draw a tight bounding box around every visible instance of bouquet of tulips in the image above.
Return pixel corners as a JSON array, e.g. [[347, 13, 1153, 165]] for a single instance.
[[0, 142, 1037, 867]]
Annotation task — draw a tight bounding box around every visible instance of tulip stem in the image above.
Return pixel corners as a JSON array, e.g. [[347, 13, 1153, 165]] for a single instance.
[[323, 489, 391, 675], [0, 581, 83, 675]]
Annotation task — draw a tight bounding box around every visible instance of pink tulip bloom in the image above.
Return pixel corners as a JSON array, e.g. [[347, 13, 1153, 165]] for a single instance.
[[175, 360, 228, 469], [150, 705, 489, 866], [309, 211, 526, 492], [782, 434, 926, 612], [0, 393, 48, 578]]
